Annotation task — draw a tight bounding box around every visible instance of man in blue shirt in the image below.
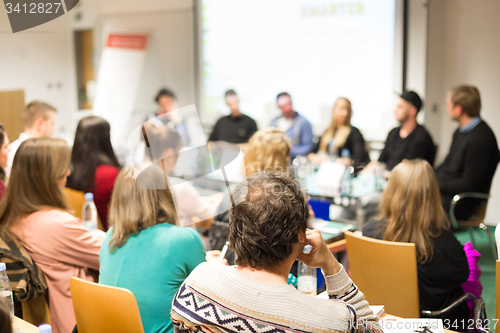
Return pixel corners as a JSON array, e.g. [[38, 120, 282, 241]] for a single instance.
[[270, 92, 314, 160]]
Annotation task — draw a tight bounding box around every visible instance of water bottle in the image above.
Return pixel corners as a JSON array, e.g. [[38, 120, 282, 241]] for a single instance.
[[0, 262, 14, 318], [341, 165, 352, 198], [328, 139, 337, 160], [341, 148, 350, 159], [39, 324, 52, 333], [82, 193, 98, 231]]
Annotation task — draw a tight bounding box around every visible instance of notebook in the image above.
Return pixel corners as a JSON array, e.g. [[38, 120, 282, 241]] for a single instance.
[[311, 219, 356, 243]]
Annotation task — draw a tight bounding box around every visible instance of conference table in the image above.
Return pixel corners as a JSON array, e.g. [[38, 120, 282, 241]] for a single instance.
[[302, 166, 386, 230], [13, 317, 37, 333], [182, 158, 385, 230]]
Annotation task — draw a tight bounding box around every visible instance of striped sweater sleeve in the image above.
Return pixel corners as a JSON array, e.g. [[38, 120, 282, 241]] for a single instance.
[[325, 265, 382, 333]]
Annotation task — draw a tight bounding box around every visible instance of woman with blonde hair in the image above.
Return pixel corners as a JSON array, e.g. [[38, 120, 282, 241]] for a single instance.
[[0, 138, 102, 333], [212, 128, 292, 230], [308, 97, 369, 164], [99, 165, 224, 333], [363, 159, 470, 325], [242, 127, 291, 176]]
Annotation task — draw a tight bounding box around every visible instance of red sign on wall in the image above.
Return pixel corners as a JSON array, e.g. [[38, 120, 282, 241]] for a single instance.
[[106, 34, 148, 50]]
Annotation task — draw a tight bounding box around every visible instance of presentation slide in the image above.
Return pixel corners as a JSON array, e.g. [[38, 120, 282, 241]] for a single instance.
[[201, 0, 398, 141]]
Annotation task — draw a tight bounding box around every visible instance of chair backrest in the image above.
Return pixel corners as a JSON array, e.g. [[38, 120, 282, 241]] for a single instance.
[[70, 277, 145, 333], [457, 201, 488, 227], [496, 260, 500, 321], [344, 231, 420, 318], [63, 187, 104, 230]]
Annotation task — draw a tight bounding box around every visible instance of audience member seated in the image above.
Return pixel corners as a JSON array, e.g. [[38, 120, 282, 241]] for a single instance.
[[99, 165, 225, 333], [172, 171, 380, 333], [376, 91, 434, 172], [308, 97, 369, 165], [208, 89, 258, 145], [270, 92, 314, 160], [6, 101, 56, 177], [150, 88, 189, 143], [214, 127, 291, 224], [363, 159, 470, 326], [0, 124, 11, 200], [0, 138, 102, 333], [142, 123, 223, 248], [135, 88, 190, 164], [66, 116, 121, 230], [0, 297, 12, 333], [436, 85, 500, 220]]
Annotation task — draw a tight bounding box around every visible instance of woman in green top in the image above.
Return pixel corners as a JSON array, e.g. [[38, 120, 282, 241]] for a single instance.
[[99, 165, 223, 333]]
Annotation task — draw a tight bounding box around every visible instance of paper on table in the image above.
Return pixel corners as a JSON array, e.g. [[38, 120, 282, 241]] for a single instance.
[[369, 305, 385, 317], [313, 220, 355, 234], [315, 161, 345, 197]]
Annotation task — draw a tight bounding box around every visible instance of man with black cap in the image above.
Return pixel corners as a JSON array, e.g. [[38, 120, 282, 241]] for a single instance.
[[377, 90, 435, 171]]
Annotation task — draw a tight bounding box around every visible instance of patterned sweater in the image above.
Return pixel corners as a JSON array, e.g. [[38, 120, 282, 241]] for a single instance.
[[171, 262, 382, 333]]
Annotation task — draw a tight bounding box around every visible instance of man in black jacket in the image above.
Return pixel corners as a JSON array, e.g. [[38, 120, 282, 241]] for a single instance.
[[378, 90, 435, 171], [436, 85, 500, 219]]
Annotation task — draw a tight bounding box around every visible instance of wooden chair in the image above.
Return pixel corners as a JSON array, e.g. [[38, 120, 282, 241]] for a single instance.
[[496, 260, 500, 321], [449, 193, 496, 259], [63, 188, 104, 231], [344, 231, 420, 318], [70, 277, 145, 333], [346, 231, 488, 329]]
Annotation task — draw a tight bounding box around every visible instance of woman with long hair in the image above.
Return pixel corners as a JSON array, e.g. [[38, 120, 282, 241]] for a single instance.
[[0, 138, 102, 333], [0, 124, 11, 199], [363, 159, 470, 325], [99, 166, 224, 333], [242, 127, 291, 176], [66, 116, 121, 230], [308, 97, 369, 164], [144, 123, 223, 230]]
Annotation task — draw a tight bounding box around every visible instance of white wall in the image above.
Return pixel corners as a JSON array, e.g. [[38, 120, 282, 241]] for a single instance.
[[0, 7, 77, 137], [90, 0, 195, 155], [0, 0, 196, 148], [426, 0, 500, 224]]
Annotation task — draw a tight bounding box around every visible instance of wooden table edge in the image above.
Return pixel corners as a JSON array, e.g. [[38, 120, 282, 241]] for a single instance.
[[13, 316, 38, 333]]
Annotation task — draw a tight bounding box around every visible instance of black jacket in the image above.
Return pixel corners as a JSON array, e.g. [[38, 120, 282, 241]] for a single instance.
[[436, 120, 500, 218], [378, 124, 435, 171], [311, 126, 370, 163]]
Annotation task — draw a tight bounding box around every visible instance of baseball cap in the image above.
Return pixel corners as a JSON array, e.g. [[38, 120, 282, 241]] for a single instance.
[[400, 90, 423, 112]]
